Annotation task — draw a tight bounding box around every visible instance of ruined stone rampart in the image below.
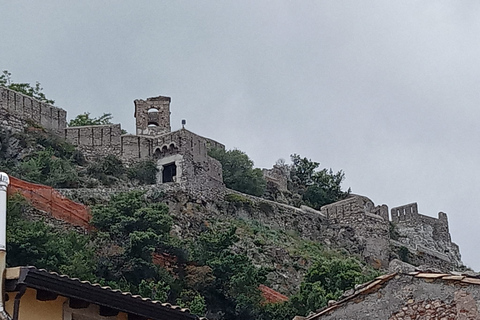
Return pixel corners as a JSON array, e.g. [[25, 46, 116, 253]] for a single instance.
[[65, 124, 122, 158], [321, 195, 389, 223], [262, 165, 289, 192], [0, 85, 462, 272], [390, 202, 460, 267], [391, 203, 451, 243], [391, 202, 418, 222], [0, 86, 66, 134], [121, 134, 152, 161], [389, 240, 454, 270], [321, 195, 390, 268]]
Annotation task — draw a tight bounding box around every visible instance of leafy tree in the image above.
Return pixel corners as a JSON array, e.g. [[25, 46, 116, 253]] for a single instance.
[[127, 159, 159, 185], [6, 194, 96, 281], [16, 149, 80, 188], [293, 257, 378, 315], [209, 148, 266, 196], [68, 112, 113, 127], [139, 279, 170, 302], [191, 227, 267, 319], [91, 191, 176, 289], [176, 290, 207, 316], [0, 70, 54, 104], [290, 154, 350, 209], [256, 300, 298, 320], [92, 191, 171, 240], [87, 154, 126, 186]]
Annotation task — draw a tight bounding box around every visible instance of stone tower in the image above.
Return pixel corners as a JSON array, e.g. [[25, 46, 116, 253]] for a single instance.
[[134, 96, 171, 136]]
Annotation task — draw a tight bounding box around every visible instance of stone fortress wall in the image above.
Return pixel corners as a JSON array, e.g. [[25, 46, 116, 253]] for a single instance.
[[0, 85, 462, 271], [0, 86, 224, 191], [320, 196, 390, 268], [64, 124, 123, 158], [0, 86, 66, 134], [390, 202, 461, 268]]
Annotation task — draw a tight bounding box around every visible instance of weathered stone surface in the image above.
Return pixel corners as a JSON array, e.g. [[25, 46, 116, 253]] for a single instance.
[[1, 86, 464, 278], [308, 274, 480, 320], [389, 259, 416, 274], [0, 87, 66, 134]]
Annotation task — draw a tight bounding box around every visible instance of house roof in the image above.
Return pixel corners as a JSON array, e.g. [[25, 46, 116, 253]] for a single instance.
[[305, 270, 480, 320], [5, 267, 207, 320], [259, 284, 289, 304]]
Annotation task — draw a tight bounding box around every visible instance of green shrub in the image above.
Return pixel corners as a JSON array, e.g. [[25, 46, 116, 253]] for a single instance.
[[209, 148, 266, 196], [87, 154, 126, 186], [128, 160, 159, 185], [6, 194, 96, 281], [225, 193, 253, 207], [17, 149, 80, 188]]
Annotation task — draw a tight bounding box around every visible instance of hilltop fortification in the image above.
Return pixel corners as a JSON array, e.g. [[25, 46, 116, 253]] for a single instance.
[[0, 86, 463, 272]]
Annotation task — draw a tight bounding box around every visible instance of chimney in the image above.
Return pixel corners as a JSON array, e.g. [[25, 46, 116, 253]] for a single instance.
[[0, 172, 11, 319]]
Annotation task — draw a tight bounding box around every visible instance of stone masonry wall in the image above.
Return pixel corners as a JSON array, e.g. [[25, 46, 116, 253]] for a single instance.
[[321, 196, 390, 268], [0, 85, 461, 273], [121, 134, 152, 162], [134, 96, 171, 136], [153, 129, 225, 188], [65, 124, 122, 159], [0, 86, 67, 134], [390, 202, 461, 268], [262, 165, 289, 192], [308, 273, 480, 320]]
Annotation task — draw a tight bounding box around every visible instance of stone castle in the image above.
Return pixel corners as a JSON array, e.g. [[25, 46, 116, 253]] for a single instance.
[[0, 87, 225, 194], [0, 86, 463, 271]]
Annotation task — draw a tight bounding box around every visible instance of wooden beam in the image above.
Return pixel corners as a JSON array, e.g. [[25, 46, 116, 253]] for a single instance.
[[35, 289, 58, 301], [69, 298, 90, 309], [99, 306, 119, 317]]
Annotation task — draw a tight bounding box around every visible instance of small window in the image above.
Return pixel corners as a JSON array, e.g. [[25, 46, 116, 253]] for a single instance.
[[147, 108, 159, 113], [162, 162, 177, 183]]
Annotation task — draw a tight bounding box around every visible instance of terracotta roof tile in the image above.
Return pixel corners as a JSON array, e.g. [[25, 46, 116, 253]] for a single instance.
[[305, 271, 480, 320], [6, 267, 207, 320]]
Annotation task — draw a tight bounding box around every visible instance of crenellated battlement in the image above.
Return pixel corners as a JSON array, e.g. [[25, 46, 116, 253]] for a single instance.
[[388, 202, 458, 266], [321, 195, 389, 223], [390, 202, 450, 240], [391, 202, 418, 223], [0, 86, 67, 134], [0, 87, 225, 194], [0, 85, 463, 271]]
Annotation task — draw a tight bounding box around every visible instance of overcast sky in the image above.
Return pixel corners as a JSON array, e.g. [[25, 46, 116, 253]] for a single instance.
[[1, 1, 479, 270]]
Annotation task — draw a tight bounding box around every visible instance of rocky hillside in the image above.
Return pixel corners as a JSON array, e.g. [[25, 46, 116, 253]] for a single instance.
[[0, 81, 467, 319]]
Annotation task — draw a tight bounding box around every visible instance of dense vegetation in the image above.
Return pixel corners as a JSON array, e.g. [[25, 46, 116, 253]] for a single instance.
[[7, 192, 378, 319], [0, 126, 157, 188], [289, 154, 350, 209], [68, 112, 114, 127], [0, 70, 54, 104], [208, 148, 266, 196], [209, 148, 349, 209], [1, 72, 369, 319]]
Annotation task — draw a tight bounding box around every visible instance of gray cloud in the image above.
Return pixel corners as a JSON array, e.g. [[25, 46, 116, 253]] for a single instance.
[[1, 0, 480, 269]]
